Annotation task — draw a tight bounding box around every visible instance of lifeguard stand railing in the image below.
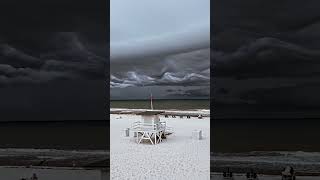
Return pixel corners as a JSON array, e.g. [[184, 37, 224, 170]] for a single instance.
[[131, 121, 166, 144]]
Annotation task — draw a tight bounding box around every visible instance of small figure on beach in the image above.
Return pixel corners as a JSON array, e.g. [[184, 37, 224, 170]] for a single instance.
[[20, 173, 38, 180], [281, 166, 295, 180], [31, 173, 38, 180], [222, 167, 234, 180], [246, 169, 258, 180]]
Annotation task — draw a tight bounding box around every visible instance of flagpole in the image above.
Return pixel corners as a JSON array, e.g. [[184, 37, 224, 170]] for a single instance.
[[150, 93, 153, 110]]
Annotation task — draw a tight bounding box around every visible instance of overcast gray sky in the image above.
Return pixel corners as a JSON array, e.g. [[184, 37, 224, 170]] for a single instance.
[[110, 0, 210, 100], [213, 0, 320, 118]]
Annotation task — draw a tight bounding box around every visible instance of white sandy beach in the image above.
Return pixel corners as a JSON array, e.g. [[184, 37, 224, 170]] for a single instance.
[[110, 113, 210, 180]]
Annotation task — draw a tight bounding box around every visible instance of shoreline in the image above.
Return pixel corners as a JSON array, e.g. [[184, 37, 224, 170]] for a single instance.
[[110, 108, 210, 111], [211, 173, 320, 180], [212, 151, 320, 176], [0, 148, 108, 168], [111, 99, 210, 110], [110, 108, 210, 116], [0, 123, 108, 150]]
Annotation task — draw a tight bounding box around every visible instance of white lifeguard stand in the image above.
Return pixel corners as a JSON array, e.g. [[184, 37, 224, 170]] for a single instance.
[[131, 111, 166, 145], [141, 111, 160, 124]]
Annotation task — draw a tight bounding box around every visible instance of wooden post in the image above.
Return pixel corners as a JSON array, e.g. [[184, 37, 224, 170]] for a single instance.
[[150, 93, 153, 110], [124, 128, 129, 137]]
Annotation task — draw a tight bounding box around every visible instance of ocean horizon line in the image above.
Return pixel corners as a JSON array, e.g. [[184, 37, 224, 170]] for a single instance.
[[110, 98, 209, 101]]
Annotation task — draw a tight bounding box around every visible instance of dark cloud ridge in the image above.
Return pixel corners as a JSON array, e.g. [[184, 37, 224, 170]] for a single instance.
[[111, 49, 210, 89], [213, 37, 320, 78], [0, 32, 107, 87], [213, 0, 320, 115]]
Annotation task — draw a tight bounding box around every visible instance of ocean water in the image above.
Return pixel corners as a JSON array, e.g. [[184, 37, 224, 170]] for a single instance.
[[0, 167, 104, 180], [110, 99, 210, 110], [0, 121, 108, 150], [212, 120, 320, 175], [212, 151, 320, 175], [213, 120, 320, 153]]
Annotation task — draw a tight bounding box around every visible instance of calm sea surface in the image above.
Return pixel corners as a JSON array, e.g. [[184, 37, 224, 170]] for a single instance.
[[213, 119, 320, 153], [0, 121, 108, 150], [110, 99, 210, 110]]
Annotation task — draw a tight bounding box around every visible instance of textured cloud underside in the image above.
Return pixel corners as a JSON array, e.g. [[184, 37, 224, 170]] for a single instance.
[[0, 32, 106, 87]]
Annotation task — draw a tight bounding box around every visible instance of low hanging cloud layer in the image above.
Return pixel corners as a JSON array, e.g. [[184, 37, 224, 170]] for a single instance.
[[0, 0, 109, 120], [0, 32, 106, 86], [110, 0, 210, 99], [0, 32, 108, 120], [110, 49, 210, 98], [213, 37, 320, 78], [111, 49, 210, 88], [213, 0, 320, 118], [111, 24, 209, 61], [111, 71, 209, 88]]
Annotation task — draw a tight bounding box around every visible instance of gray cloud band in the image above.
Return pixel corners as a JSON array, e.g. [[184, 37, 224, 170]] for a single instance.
[[0, 32, 106, 86], [111, 23, 210, 62], [213, 37, 320, 78], [110, 23, 210, 90], [110, 48, 210, 89], [111, 71, 209, 88]]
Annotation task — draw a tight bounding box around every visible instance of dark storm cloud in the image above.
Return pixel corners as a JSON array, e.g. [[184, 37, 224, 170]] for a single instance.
[[0, 32, 107, 120], [111, 71, 209, 88], [0, 0, 108, 31], [213, 0, 320, 34], [110, 48, 210, 98], [0, 44, 42, 68], [110, 49, 210, 89], [0, 0, 108, 120], [213, 0, 320, 117], [110, 0, 210, 99], [0, 32, 106, 86], [0, 64, 72, 86], [166, 87, 210, 98], [213, 37, 320, 78]]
